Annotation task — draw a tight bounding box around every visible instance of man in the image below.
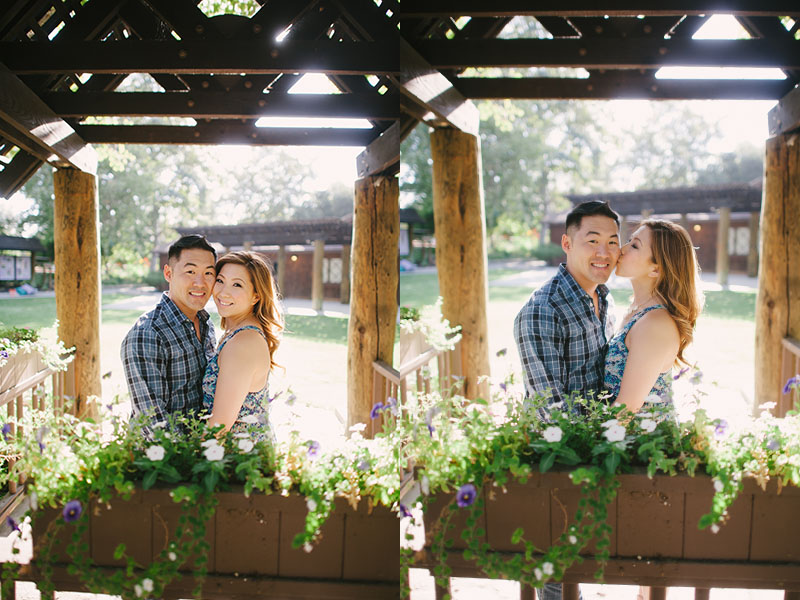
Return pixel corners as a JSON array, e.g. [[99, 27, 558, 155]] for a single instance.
[[121, 234, 217, 429], [513, 201, 620, 600]]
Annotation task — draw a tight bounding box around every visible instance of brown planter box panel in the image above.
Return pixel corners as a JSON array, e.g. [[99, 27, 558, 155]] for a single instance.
[[342, 500, 399, 582], [214, 493, 280, 576], [91, 490, 152, 567]]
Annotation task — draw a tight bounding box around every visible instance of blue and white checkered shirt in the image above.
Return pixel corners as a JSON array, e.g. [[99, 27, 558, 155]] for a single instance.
[[513, 264, 615, 414], [121, 292, 216, 427]]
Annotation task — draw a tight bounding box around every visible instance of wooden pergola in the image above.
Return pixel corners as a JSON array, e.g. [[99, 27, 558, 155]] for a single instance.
[[396, 3, 800, 416], [0, 0, 400, 426]]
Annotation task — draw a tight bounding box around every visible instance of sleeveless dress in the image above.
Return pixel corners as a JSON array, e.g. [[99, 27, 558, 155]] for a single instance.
[[202, 325, 273, 442], [604, 305, 674, 420]]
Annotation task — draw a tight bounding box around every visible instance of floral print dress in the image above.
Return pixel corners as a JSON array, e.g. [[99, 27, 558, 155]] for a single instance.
[[202, 325, 273, 442], [604, 305, 674, 421]]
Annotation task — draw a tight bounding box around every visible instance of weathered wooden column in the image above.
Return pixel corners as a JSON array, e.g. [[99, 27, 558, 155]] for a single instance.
[[311, 239, 325, 311], [680, 213, 690, 232], [747, 211, 760, 278], [276, 245, 286, 295], [431, 127, 490, 400], [755, 134, 800, 414], [716, 206, 731, 286], [619, 215, 629, 244], [53, 167, 101, 417], [340, 243, 351, 304], [346, 176, 398, 429]]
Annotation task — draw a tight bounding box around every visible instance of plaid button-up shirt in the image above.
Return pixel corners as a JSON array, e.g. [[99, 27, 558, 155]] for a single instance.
[[513, 264, 614, 413], [121, 292, 216, 427]]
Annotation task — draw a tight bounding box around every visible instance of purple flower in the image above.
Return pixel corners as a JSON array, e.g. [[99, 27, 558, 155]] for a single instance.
[[357, 459, 370, 471], [673, 367, 690, 381], [690, 370, 703, 385], [713, 419, 728, 437], [6, 516, 20, 533], [385, 396, 398, 415], [425, 406, 441, 437], [766, 438, 780, 451], [0, 350, 8, 359], [36, 426, 49, 452], [307, 440, 320, 459], [499, 382, 507, 392], [398, 503, 413, 518], [370, 402, 384, 419], [1, 423, 11, 442], [783, 375, 800, 395], [456, 483, 477, 508], [62, 500, 82, 523]]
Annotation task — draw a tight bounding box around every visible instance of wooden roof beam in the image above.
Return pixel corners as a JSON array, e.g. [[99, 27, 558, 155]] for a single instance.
[[1, 40, 399, 75], [768, 84, 800, 136], [356, 121, 399, 177], [73, 123, 378, 146], [399, 2, 800, 18], [0, 62, 96, 174], [454, 76, 795, 100], [393, 37, 479, 135], [41, 91, 400, 120], [0, 150, 43, 199], [410, 38, 800, 70]]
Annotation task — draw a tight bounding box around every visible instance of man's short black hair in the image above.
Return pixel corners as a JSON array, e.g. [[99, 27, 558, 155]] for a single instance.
[[565, 201, 619, 233], [168, 234, 216, 263]]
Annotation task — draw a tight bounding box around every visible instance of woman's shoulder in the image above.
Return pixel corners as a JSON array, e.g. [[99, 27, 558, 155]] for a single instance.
[[221, 326, 269, 354], [630, 306, 679, 343]]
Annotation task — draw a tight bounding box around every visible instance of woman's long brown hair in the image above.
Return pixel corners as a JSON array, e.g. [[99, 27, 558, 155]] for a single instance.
[[215, 251, 283, 371], [643, 219, 704, 366]]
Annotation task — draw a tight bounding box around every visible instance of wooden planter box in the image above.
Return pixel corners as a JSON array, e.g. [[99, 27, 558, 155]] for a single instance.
[[29, 487, 399, 599], [420, 469, 800, 591], [0, 350, 46, 398]]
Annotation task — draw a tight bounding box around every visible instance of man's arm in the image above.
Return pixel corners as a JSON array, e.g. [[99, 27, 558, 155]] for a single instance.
[[121, 326, 170, 427], [514, 301, 565, 405]]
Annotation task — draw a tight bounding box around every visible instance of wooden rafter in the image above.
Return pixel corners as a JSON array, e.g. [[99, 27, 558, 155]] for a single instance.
[[41, 91, 400, 120], [356, 121, 399, 177], [399, 2, 800, 17], [407, 38, 800, 70]]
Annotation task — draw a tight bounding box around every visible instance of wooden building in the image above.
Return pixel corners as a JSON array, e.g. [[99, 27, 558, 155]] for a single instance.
[[0, 234, 44, 289], [545, 181, 763, 281]]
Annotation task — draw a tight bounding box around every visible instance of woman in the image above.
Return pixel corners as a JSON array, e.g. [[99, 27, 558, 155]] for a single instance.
[[604, 219, 702, 418], [202, 251, 283, 441]]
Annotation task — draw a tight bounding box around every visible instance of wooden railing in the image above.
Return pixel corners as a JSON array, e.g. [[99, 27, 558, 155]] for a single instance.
[[779, 336, 800, 417], [0, 359, 73, 521]]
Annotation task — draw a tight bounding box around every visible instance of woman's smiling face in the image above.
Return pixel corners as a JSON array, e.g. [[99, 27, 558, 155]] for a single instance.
[[213, 263, 258, 320], [616, 225, 657, 279]]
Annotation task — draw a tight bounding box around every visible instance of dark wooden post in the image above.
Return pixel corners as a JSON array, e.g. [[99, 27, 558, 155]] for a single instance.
[[430, 127, 490, 400], [755, 134, 800, 414], [276, 245, 286, 296], [340, 243, 351, 304], [716, 206, 731, 286], [346, 176, 398, 430], [747, 211, 760, 278], [53, 167, 101, 418], [311, 239, 325, 311]]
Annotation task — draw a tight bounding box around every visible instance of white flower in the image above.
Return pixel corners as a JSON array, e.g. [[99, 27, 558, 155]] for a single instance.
[[713, 479, 724, 492], [198, 413, 212, 420], [420, 474, 430, 496], [534, 568, 543, 580], [645, 394, 662, 404], [349, 423, 367, 433], [134, 584, 143, 597], [145, 445, 165, 461], [710, 524, 720, 534], [233, 432, 249, 438], [569, 535, 577, 544], [237, 438, 254, 453], [542, 562, 554, 576], [239, 414, 259, 424], [303, 543, 313, 553], [30, 491, 38, 511], [168, 552, 177, 561], [601, 419, 619, 428], [543, 426, 563, 443], [203, 443, 225, 461], [200, 439, 218, 448], [306, 498, 317, 512], [639, 419, 657, 434], [142, 578, 153, 593], [603, 423, 626, 443]]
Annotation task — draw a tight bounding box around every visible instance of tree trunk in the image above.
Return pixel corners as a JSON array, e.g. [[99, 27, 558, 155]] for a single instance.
[[755, 134, 800, 414], [346, 176, 398, 431], [716, 206, 731, 286], [53, 167, 101, 417], [276, 245, 286, 296], [747, 211, 760, 278], [430, 127, 490, 400], [340, 243, 351, 304]]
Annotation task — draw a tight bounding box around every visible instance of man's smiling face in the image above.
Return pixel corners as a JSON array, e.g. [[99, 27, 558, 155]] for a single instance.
[[163, 248, 216, 319], [562, 215, 620, 293]]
